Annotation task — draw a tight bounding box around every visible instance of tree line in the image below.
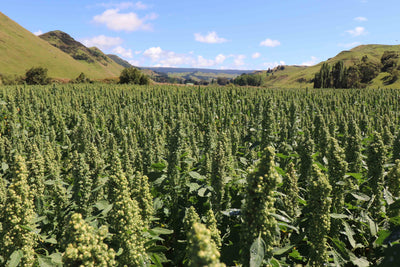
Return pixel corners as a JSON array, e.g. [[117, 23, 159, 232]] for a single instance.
[[314, 51, 399, 88]]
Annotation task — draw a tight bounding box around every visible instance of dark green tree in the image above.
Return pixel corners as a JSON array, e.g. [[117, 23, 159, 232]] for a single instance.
[[25, 67, 50, 85], [119, 67, 150, 85]]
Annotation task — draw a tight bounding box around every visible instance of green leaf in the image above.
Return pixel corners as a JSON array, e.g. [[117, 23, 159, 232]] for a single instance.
[[151, 162, 166, 171], [49, 253, 63, 265], [7, 250, 23, 267], [384, 187, 394, 205], [329, 237, 350, 260], [375, 230, 391, 245], [277, 222, 299, 234], [269, 257, 281, 267], [95, 200, 113, 215], [198, 186, 212, 197], [288, 248, 303, 261], [274, 166, 286, 176], [346, 172, 363, 181], [270, 213, 290, 223], [343, 221, 356, 249], [38, 256, 54, 267], [2, 162, 9, 172], [151, 254, 163, 267], [187, 182, 200, 192], [350, 254, 369, 267], [272, 245, 293, 256], [188, 171, 205, 181], [330, 213, 349, 219], [150, 227, 173, 235], [250, 234, 265, 267], [43, 237, 57, 244], [276, 153, 289, 159], [351, 192, 370, 201]]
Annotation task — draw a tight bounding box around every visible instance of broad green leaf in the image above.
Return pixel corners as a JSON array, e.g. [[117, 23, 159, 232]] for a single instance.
[[2, 162, 8, 172], [38, 256, 54, 267], [151, 162, 166, 171], [274, 166, 286, 176], [272, 245, 293, 256], [270, 213, 290, 223], [188, 171, 204, 181], [288, 248, 303, 260], [384, 187, 394, 205], [187, 182, 200, 192], [150, 227, 173, 235], [151, 254, 163, 267], [250, 234, 265, 267], [330, 213, 349, 219], [343, 221, 356, 249], [269, 258, 281, 267], [146, 245, 168, 253], [49, 253, 63, 265], [329, 237, 350, 260], [375, 230, 391, 245], [350, 254, 369, 267], [351, 192, 370, 201], [7, 250, 23, 267]]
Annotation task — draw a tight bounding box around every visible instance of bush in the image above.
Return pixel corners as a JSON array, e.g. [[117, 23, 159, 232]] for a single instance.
[[25, 67, 50, 85], [119, 67, 150, 85]]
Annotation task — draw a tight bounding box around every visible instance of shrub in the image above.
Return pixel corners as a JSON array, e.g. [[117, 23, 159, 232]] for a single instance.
[[119, 67, 150, 85], [25, 67, 50, 85]]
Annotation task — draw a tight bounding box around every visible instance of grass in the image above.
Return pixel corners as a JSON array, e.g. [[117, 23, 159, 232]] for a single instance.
[[0, 12, 122, 80]]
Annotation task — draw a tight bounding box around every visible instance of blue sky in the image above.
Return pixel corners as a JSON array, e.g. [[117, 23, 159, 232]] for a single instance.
[[2, 0, 400, 70]]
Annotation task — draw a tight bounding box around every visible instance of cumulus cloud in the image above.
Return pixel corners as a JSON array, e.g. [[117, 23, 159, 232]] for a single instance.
[[354, 16, 367, 22], [194, 31, 228, 44], [112, 46, 133, 58], [263, 61, 285, 69], [80, 35, 123, 50], [93, 8, 156, 31], [260, 38, 281, 47], [338, 42, 361, 48], [252, 52, 261, 59], [346, 26, 366, 37], [232, 55, 246, 67], [128, 59, 141, 66], [142, 46, 228, 68], [33, 30, 43, 36], [135, 1, 149, 10], [301, 56, 318, 66]]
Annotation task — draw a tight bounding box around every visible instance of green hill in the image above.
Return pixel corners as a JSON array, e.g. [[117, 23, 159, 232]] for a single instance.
[[259, 44, 400, 88], [39, 31, 123, 78], [0, 12, 122, 80]]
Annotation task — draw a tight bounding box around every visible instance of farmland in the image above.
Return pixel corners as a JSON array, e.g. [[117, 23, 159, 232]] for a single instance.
[[1, 84, 400, 266]]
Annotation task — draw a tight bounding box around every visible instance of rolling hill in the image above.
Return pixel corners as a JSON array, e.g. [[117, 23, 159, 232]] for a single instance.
[[0, 12, 122, 80], [258, 44, 400, 88]]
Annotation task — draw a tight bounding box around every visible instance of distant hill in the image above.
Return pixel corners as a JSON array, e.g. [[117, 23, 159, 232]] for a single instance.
[[39, 30, 123, 78], [0, 12, 123, 80], [256, 44, 400, 88], [143, 67, 254, 75], [107, 54, 134, 69]]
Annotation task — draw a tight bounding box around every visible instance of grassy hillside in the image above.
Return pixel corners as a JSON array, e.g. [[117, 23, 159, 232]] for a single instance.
[[107, 54, 134, 69], [39, 31, 123, 78], [0, 12, 121, 80], [260, 44, 400, 88]]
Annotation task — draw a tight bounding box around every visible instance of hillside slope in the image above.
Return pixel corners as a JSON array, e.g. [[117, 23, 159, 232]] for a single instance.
[[39, 31, 123, 78], [260, 44, 400, 88], [0, 12, 121, 80]]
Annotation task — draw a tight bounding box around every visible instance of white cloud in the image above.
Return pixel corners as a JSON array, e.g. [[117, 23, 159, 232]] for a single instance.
[[80, 35, 123, 50], [215, 54, 226, 64], [129, 60, 140, 66], [354, 16, 367, 22], [112, 46, 133, 58], [338, 42, 361, 48], [260, 38, 281, 47], [301, 56, 318, 66], [142, 46, 229, 68], [135, 1, 149, 10], [263, 61, 285, 69], [252, 52, 261, 59], [33, 30, 43, 36], [232, 55, 246, 67], [93, 8, 156, 31], [346, 26, 366, 37], [194, 31, 228, 44]]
